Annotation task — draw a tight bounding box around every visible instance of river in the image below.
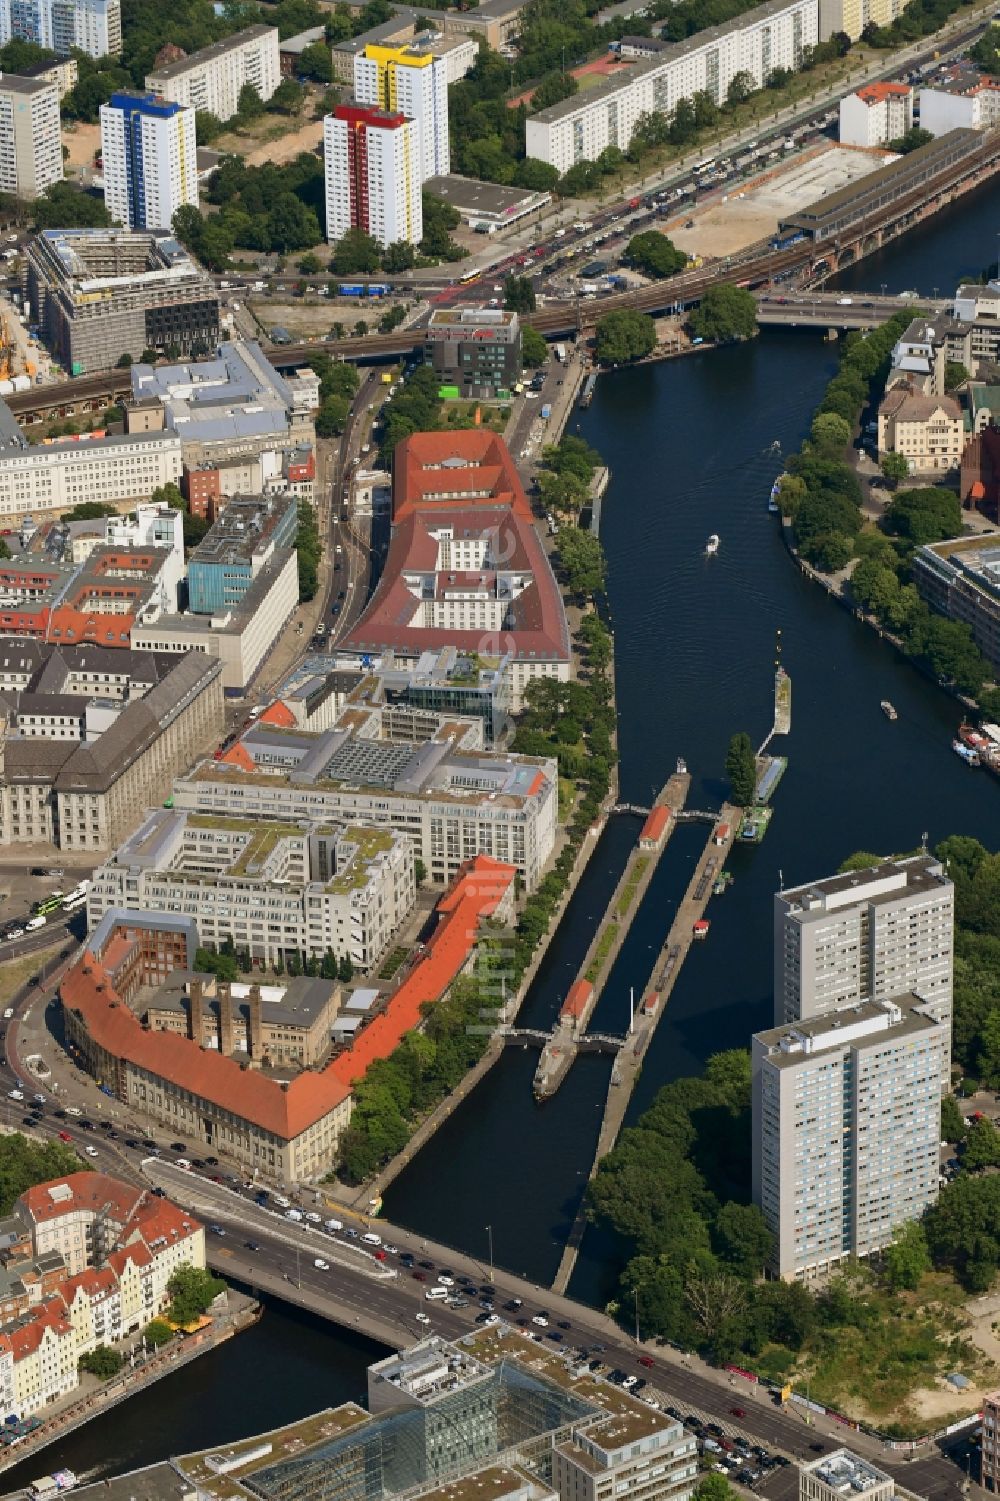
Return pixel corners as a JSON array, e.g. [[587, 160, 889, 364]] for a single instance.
[[15, 179, 1000, 1488]]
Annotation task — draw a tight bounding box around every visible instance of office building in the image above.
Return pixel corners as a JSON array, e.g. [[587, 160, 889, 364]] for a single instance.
[[982, 1392, 1000, 1491], [424, 307, 522, 398], [0, 75, 61, 201], [343, 430, 571, 710], [143, 971, 340, 1067], [773, 854, 954, 1065], [800, 1453, 895, 1501], [920, 64, 1000, 136], [354, 42, 450, 179], [25, 228, 219, 375], [100, 91, 197, 230], [379, 646, 512, 745], [0, 643, 224, 850], [526, 0, 816, 170], [87, 809, 416, 969], [187, 492, 297, 614], [838, 81, 912, 147], [174, 696, 558, 890], [65, 858, 512, 1180], [0, 0, 120, 57], [0, 421, 183, 522], [877, 381, 964, 473], [914, 534, 1000, 678], [145, 26, 281, 120], [324, 104, 423, 248], [752, 994, 946, 1279]]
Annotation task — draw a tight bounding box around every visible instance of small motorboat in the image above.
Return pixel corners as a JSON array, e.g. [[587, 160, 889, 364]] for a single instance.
[[881, 701, 897, 720], [953, 738, 980, 767], [705, 533, 720, 555]]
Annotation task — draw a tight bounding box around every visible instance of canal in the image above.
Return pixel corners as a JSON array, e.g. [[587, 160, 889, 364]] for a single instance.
[[15, 176, 1000, 1489]]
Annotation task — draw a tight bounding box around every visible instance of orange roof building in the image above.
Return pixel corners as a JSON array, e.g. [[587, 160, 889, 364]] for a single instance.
[[61, 856, 516, 1183]]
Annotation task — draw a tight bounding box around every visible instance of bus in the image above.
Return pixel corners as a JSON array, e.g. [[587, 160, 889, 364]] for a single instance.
[[61, 893, 88, 914], [459, 267, 482, 285], [33, 894, 63, 916]]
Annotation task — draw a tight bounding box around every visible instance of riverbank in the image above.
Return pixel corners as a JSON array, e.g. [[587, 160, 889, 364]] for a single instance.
[[0, 1292, 261, 1477]]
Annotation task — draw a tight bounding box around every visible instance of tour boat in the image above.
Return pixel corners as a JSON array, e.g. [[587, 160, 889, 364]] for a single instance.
[[952, 738, 980, 767], [768, 479, 781, 514], [881, 701, 897, 720], [705, 534, 720, 555]]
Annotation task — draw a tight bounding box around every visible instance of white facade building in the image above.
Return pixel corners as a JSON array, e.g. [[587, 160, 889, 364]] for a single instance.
[[920, 68, 1000, 136], [772, 854, 954, 1083], [752, 995, 946, 1280], [838, 81, 912, 146], [145, 26, 280, 121], [100, 91, 197, 231], [0, 74, 61, 200], [324, 105, 423, 248], [0, 429, 183, 523], [526, 0, 817, 169], [354, 43, 450, 179], [0, 0, 120, 56]]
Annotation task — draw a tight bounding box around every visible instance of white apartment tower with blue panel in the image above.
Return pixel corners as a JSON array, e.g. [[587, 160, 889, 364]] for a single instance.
[[0, 0, 120, 57], [100, 91, 197, 231]]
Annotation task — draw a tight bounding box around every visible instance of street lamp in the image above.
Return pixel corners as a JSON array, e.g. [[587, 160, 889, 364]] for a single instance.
[[485, 1224, 494, 1283]]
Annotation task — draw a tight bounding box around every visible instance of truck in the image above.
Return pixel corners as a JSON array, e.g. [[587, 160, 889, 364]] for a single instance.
[[554, 343, 566, 363], [541, 403, 552, 419]]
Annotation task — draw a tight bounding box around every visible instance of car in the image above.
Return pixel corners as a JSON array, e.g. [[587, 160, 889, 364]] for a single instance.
[[450, 1297, 470, 1308], [57, 1130, 72, 1142], [84, 1145, 98, 1157], [546, 1332, 564, 1342], [314, 1258, 330, 1270], [65, 1106, 83, 1117], [731, 1407, 746, 1419], [412, 1271, 427, 1281], [206, 1156, 219, 1166], [305, 1212, 322, 1224], [175, 1158, 193, 1171], [774, 1457, 791, 1468], [437, 1276, 455, 1287], [480, 1284, 496, 1297], [55, 1111, 68, 1121], [142, 1139, 156, 1150], [504, 1299, 522, 1312], [151, 1187, 166, 1198], [374, 1250, 387, 1261], [209, 1223, 225, 1235], [383, 1244, 399, 1255], [33, 1093, 45, 1104], [246, 1241, 260, 1252], [809, 1444, 825, 1454], [100, 1120, 114, 1131], [170, 1142, 187, 1152], [475, 1312, 500, 1326], [6, 1090, 22, 1101], [20, 1115, 35, 1127], [638, 1356, 655, 1369], [416, 1312, 431, 1324], [79, 1119, 94, 1130], [531, 1315, 548, 1327], [557, 1320, 571, 1330]]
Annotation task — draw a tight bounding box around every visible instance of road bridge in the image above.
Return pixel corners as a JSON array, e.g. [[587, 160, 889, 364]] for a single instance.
[[756, 292, 949, 328]]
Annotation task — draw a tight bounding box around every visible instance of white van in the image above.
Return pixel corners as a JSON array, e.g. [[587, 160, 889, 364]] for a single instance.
[[273, 1194, 291, 1208], [285, 1208, 304, 1222], [425, 1287, 449, 1300], [325, 1218, 343, 1232], [362, 1231, 381, 1246]]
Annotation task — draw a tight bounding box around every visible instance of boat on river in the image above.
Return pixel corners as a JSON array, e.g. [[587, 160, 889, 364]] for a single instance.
[[705, 534, 720, 555], [881, 700, 897, 720], [953, 738, 980, 767], [768, 480, 781, 514]]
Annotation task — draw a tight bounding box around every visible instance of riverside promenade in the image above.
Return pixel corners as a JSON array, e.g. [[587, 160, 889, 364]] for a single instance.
[[552, 805, 737, 1294]]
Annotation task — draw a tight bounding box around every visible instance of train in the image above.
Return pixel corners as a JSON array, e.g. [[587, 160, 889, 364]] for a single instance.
[[770, 229, 807, 251], [337, 283, 392, 298]]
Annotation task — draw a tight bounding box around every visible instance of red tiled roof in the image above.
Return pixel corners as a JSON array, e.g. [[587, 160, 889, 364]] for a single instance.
[[47, 606, 135, 647], [560, 979, 593, 1022], [640, 807, 669, 843], [61, 965, 352, 1141], [20, 1173, 143, 1227], [329, 855, 516, 1087], [219, 741, 256, 770], [857, 81, 911, 102], [260, 700, 296, 728]]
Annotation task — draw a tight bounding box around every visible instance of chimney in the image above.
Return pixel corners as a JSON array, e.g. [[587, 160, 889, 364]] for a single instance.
[[248, 983, 264, 1059], [188, 979, 204, 1043], [218, 981, 234, 1056]]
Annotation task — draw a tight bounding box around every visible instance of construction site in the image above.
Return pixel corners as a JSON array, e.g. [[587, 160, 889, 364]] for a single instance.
[[0, 294, 42, 396]]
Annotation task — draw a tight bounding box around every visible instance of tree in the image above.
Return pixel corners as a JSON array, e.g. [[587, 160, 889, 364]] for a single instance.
[[689, 285, 757, 344], [888, 126, 934, 154], [594, 310, 656, 366], [79, 1344, 122, 1379], [522, 326, 548, 368], [945, 361, 970, 392], [962, 1116, 1000, 1172], [713, 1202, 772, 1279], [332, 227, 381, 276], [167, 1264, 225, 1324], [382, 240, 415, 273], [237, 81, 265, 118], [195, 945, 238, 982], [801, 530, 853, 573], [884, 487, 962, 546], [143, 1318, 173, 1348], [316, 394, 350, 437], [298, 39, 333, 81], [694, 1475, 737, 1501], [115, 352, 133, 368], [626, 231, 686, 280], [531, 69, 578, 111], [725, 732, 756, 806], [63, 501, 118, 520], [883, 1220, 930, 1290], [504, 275, 536, 313], [810, 411, 851, 456], [421, 192, 463, 260], [297, 251, 322, 274], [942, 1094, 966, 1143], [725, 69, 755, 106], [195, 110, 224, 143], [556, 527, 606, 598], [268, 77, 303, 114], [338, 953, 354, 983], [151, 482, 185, 510], [33, 180, 111, 230], [880, 451, 910, 487]]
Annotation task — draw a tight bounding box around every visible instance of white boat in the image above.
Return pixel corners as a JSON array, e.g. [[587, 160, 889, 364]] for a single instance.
[[881, 700, 897, 720], [953, 738, 980, 767], [705, 533, 720, 555], [768, 478, 781, 513]]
